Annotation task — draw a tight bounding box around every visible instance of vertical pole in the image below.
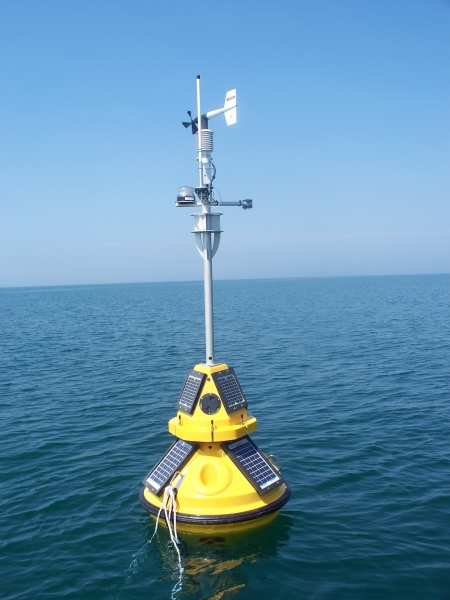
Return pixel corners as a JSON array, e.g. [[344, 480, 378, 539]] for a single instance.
[[196, 75, 214, 365], [203, 217, 214, 365], [196, 76, 203, 188]]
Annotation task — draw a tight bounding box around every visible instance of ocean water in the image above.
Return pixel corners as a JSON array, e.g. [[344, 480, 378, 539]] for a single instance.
[[1, 275, 449, 600]]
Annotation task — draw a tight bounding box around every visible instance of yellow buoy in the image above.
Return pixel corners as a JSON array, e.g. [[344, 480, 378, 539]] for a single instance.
[[140, 363, 291, 529]]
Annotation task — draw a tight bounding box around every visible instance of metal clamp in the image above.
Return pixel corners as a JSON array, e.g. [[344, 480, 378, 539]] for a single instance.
[[191, 213, 223, 259], [170, 471, 187, 494]]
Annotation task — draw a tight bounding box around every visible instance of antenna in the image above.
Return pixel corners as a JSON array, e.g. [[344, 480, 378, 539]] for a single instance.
[[177, 76, 252, 365]]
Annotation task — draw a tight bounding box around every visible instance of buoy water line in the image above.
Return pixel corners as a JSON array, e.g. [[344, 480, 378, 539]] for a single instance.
[[139, 76, 291, 595]]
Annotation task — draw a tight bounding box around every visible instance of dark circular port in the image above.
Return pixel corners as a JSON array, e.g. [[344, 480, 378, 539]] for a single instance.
[[199, 393, 221, 415]]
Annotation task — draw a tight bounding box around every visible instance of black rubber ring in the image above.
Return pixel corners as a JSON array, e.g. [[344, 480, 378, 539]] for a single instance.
[[139, 482, 291, 525]]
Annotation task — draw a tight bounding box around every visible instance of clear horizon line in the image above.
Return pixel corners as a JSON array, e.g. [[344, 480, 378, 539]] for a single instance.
[[1, 271, 449, 291]]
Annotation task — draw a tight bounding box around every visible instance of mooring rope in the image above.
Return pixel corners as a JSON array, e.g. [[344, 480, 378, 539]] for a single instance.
[[149, 474, 184, 598]]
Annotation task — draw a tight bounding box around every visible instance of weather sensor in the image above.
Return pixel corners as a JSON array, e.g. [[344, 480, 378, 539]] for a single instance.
[[177, 78, 250, 210]]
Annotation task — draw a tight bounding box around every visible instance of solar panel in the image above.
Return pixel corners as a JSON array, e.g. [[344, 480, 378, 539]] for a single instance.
[[143, 439, 197, 496], [222, 436, 284, 495], [212, 368, 247, 412], [176, 370, 206, 414]]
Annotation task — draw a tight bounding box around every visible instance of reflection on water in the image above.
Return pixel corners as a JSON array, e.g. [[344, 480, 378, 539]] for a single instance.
[[122, 513, 292, 599]]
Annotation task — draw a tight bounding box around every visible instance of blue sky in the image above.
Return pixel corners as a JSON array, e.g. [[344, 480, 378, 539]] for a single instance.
[[1, 0, 449, 287]]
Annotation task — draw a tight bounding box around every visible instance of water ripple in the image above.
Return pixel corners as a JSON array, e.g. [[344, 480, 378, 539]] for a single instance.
[[1, 276, 450, 599]]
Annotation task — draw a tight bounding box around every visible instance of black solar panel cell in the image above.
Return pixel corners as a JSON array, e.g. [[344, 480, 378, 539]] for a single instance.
[[143, 439, 197, 495], [176, 370, 206, 414], [222, 436, 284, 495], [212, 368, 247, 412]]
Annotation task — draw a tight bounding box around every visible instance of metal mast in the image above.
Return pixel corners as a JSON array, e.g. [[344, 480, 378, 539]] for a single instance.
[[197, 76, 215, 365], [177, 76, 251, 366]]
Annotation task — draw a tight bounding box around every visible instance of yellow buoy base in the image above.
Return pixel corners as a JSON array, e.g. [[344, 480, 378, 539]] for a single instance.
[[140, 441, 291, 528]]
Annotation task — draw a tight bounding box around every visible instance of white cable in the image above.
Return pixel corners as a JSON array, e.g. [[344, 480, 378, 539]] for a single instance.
[[148, 480, 184, 598], [123, 476, 185, 599], [165, 485, 183, 599], [164, 486, 180, 546]]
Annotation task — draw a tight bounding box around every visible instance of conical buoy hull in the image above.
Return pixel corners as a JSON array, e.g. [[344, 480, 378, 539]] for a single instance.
[[140, 364, 291, 530], [140, 440, 291, 531]]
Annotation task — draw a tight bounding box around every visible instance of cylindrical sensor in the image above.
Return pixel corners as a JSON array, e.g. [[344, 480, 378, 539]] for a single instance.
[[177, 186, 196, 205], [196, 129, 213, 152]]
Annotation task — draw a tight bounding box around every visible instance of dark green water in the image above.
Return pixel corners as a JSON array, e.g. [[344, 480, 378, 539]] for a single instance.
[[1, 276, 450, 599]]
